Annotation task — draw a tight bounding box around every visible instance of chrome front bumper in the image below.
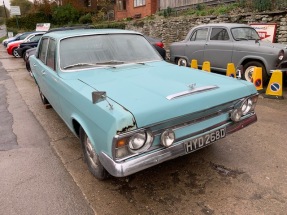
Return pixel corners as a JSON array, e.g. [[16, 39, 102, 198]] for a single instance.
[[99, 114, 257, 177]]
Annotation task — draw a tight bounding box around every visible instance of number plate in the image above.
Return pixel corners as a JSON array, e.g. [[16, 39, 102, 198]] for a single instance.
[[184, 128, 226, 153]]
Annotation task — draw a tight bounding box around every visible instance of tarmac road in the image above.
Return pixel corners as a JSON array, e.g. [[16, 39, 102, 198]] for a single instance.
[[0, 48, 94, 214], [1, 45, 287, 215]]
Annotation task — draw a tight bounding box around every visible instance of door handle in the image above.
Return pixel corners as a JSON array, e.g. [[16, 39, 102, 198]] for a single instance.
[[33, 64, 37, 67], [41, 70, 46, 76]]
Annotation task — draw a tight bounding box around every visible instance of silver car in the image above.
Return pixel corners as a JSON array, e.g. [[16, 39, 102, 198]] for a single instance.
[[170, 23, 287, 83]]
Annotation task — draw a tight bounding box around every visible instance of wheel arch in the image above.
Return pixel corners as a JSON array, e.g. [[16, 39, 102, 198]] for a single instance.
[[175, 56, 190, 66], [240, 57, 267, 71]]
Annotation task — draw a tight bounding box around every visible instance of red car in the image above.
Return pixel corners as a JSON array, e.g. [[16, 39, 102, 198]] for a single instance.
[[6, 32, 45, 57], [6, 40, 23, 56]]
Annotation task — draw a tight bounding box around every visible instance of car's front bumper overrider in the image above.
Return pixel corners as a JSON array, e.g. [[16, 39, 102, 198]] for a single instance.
[[99, 113, 257, 177]]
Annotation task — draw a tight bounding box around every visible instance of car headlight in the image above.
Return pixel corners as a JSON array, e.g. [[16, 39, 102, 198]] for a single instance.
[[161, 129, 175, 147], [115, 130, 154, 159], [230, 95, 258, 122]]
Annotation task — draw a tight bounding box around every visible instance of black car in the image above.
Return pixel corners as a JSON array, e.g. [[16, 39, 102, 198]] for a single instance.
[[24, 47, 36, 75], [144, 35, 166, 60]]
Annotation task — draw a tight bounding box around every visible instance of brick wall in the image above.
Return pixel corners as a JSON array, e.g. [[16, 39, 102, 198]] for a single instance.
[[115, 0, 158, 20]]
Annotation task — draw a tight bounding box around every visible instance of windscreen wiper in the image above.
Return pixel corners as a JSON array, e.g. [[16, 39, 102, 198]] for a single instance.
[[64, 63, 100, 69]]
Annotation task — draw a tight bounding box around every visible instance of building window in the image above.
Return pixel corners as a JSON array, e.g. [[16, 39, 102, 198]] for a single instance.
[[134, 0, 146, 7], [117, 0, 126, 11]]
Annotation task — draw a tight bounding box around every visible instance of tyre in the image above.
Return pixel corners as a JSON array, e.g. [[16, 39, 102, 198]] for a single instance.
[[80, 127, 108, 180], [243, 61, 267, 84], [22, 50, 26, 60], [177, 58, 188, 67], [38, 88, 49, 105], [12, 48, 20, 58]]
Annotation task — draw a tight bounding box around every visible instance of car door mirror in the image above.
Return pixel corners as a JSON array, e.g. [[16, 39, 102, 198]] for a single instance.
[[92, 91, 106, 104]]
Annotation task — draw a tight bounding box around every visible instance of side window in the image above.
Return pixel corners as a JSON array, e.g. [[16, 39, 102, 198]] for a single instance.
[[190, 28, 208, 41], [117, 0, 126, 10], [210, 28, 230, 40], [46, 39, 56, 71], [38, 38, 49, 63], [30, 35, 42, 42]]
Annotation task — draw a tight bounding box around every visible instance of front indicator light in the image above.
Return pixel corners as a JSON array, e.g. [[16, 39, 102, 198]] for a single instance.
[[161, 129, 175, 147]]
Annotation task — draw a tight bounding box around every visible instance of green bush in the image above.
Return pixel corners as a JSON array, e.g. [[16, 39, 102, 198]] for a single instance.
[[79, 13, 92, 24], [6, 12, 51, 30], [253, 0, 271, 11], [52, 4, 80, 25]]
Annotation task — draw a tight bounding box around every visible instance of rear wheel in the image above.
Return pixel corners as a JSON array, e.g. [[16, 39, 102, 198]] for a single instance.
[[243, 61, 267, 84], [177, 58, 188, 67], [80, 127, 108, 180], [38, 88, 49, 105]]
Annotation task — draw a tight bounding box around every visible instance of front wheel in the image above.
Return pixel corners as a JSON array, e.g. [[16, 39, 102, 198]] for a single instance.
[[12, 48, 20, 58], [80, 127, 108, 180], [243, 61, 267, 84], [177, 58, 188, 67]]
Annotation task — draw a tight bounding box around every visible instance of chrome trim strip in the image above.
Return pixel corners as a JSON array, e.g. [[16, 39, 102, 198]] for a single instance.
[[102, 114, 257, 177], [166, 85, 219, 100]]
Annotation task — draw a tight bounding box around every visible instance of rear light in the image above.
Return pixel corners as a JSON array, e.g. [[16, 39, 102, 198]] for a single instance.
[[155, 42, 164, 48], [278, 50, 284, 61]]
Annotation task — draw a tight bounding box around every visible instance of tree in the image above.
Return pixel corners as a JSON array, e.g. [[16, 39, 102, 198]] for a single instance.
[[52, 4, 80, 25], [10, 0, 33, 15], [0, 5, 10, 18]]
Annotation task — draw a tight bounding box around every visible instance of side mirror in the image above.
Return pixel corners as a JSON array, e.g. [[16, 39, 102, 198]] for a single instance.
[[92, 91, 106, 104]]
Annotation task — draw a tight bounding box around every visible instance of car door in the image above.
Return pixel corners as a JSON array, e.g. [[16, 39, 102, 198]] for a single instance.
[[203, 27, 233, 71], [185, 28, 209, 66], [33, 37, 49, 96], [41, 38, 63, 116]]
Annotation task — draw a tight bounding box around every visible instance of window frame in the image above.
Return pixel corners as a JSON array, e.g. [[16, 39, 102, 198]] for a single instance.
[[117, 0, 126, 11], [190, 28, 209, 41], [134, 0, 146, 7], [37, 37, 49, 64], [46, 38, 56, 71], [210, 28, 230, 41]]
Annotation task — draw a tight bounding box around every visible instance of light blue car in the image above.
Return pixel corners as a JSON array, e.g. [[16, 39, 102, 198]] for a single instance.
[[30, 29, 258, 180]]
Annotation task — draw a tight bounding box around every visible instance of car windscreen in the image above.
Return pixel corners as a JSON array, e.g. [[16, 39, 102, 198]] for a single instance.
[[231, 27, 260, 41], [60, 34, 162, 71]]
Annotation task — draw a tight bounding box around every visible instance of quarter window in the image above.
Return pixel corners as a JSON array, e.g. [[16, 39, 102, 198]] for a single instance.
[[190, 28, 208, 41], [46, 39, 56, 70], [117, 0, 126, 10], [38, 38, 49, 64], [134, 0, 145, 7], [210, 28, 229, 40]]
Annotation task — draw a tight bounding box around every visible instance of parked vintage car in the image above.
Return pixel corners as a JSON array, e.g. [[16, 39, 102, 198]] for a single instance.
[[30, 29, 258, 180], [170, 23, 287, 83]]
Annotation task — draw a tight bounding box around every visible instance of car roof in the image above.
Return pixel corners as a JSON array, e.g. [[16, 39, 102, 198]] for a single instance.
[[44, 29, 141, 40], [194, 23, 251, 29]]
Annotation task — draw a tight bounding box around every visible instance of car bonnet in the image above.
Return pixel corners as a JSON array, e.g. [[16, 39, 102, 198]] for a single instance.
[[73, 62, 257, 127]]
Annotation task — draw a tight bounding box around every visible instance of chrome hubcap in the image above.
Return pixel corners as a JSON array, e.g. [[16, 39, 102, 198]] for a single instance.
[[178, 59, 187, 67], [244, 66, 254, 82], [86, 137, 99, 169]]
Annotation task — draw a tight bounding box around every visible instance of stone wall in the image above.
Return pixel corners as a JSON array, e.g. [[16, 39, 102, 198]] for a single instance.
[[125, 10, 287, 56]]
